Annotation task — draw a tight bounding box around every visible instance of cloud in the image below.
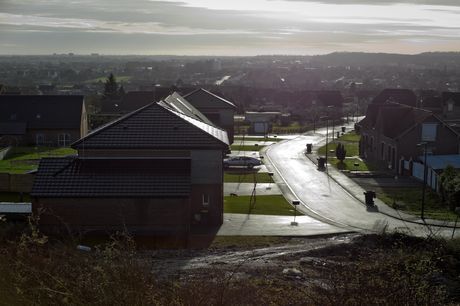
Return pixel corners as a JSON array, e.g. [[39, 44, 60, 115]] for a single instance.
[[1, 0, 460, 54]]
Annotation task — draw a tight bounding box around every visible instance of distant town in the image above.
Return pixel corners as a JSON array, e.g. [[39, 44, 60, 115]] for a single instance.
[[1, 52, 460, 304]]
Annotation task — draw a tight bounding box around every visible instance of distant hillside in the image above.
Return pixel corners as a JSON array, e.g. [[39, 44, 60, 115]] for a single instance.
[[311, 52, 460, 68]]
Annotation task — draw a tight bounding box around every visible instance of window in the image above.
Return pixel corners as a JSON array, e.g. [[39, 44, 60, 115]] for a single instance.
[[58, 133, 71, 146], [448, 100, 454, 112], [36, 134, 45, 146], [421, 123, 437, 142], [202, 194, 210, 207]]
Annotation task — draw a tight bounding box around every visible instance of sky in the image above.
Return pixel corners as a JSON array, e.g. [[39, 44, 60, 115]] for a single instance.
[[1, 0, 460, 55]]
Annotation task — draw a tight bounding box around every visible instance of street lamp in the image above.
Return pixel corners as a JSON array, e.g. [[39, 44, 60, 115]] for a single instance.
[[328, 105, 335, 142], [320, 116, 329, 170], [417, 142, 429, 219]]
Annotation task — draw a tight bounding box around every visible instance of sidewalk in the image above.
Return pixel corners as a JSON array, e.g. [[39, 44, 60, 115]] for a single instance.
[[305, 140, 458, 229]]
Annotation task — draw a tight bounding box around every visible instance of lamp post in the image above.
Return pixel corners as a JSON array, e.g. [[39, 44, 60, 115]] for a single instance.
[[417, 142, 428, 219], [328, 105, 334, 142], [320, 116, 329, 170]]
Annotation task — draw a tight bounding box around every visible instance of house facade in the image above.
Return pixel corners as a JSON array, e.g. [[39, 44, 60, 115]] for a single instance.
[[0, 95, 87, 147], [183, 88, 237, 144], [31, 94, 229, 235], [358, 102, 460, 173]]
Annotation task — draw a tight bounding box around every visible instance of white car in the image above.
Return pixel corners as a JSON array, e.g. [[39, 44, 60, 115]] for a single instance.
[[224, 156, 262, 169]]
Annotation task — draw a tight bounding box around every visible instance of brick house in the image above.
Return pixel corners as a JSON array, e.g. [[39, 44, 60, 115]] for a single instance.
[[183, 88, 237, 144], [31, 94, 229, 235], [0, 95, 87, 147], [358, 102, 460, 173]]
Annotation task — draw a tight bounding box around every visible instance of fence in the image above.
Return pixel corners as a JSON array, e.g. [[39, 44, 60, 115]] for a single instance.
[[412, 162, 439, 191], [0, 173, 34, 193]]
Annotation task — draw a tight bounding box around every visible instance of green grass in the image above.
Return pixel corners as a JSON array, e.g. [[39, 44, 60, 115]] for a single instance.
[[230, 145, 266, 151], [329, 158, 379, 171], [318, 142, 359, 157], [376, 187, 458, 221], [224, 172, 273, 183], [224, 195, 303, 216], [338, 131, 361, 142], [0, 147, 76, 174], [0, 192, 31, 202]]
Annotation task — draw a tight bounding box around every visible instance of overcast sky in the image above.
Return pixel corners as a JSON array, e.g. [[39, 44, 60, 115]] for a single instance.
[[1, 0, 460, 55]]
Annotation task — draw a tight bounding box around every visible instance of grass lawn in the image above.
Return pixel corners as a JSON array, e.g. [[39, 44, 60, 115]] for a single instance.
[[230, 145, 266, 151], [0, 192, 31, 202], [376, 187, 458, 221], [224, 195, 303, 216], [224, 172, 273, 183], [338, 131, 361, 142], [318, 142, 359, 157], [329, 158, 379, 171], [0, 147, 76, 174]]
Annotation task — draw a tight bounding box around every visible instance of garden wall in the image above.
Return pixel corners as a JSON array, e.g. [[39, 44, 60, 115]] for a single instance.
[[0, 173, 34, 193]]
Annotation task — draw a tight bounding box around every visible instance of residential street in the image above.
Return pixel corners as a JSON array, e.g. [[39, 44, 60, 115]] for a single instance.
[[264, 121, 460, 238]]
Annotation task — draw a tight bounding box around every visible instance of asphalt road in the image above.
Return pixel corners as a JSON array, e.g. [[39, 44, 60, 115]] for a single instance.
[[265, 121, 459, 238]]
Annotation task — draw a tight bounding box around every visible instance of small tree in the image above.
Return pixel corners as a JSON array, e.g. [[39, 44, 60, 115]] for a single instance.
[[439, 165, 460, 210], [103, 73, 120, 101], [336, 143, 346, 163]]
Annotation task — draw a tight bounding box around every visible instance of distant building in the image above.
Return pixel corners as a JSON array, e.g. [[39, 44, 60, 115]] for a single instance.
[[0, 95, 87, 147], [371, 88, 417, 107], [294, 90, 344, 120], [184, 88, 237, 143], [31, 94, 229, 236]]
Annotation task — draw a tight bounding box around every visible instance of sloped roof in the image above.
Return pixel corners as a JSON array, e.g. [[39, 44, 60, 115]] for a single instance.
[[31, 157, 190, 198], [161, 92, 215, 126], [183, 88, 236, 109], [374, 103, 432, 139], [372, 89, 417, 107], [72, 101, 228, 150], [421, 96, 443, 109], [0, 95, 84, 129]]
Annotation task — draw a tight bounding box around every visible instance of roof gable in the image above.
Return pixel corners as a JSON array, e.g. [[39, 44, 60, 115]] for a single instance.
[[183, 88, 236, 110], [72, 101, 228, 150], [161, 92, 215, 126], [0, 95, 84, 129]]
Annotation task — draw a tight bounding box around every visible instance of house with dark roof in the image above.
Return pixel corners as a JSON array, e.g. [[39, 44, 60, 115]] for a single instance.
[[371, 88, 417, 107], [183, 88, 237, 143], [0, 95, 87, 147], [31, 93, 229, 235], [442, 92, 460, 120], [358, 102, 460, 173]]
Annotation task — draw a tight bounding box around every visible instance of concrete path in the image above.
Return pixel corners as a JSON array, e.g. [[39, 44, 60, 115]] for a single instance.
[[217, 213, 350, 236]]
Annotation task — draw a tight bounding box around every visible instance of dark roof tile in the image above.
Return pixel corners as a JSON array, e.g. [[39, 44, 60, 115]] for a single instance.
[[31, 157, 190, 197], [0, 95, 84, 129]]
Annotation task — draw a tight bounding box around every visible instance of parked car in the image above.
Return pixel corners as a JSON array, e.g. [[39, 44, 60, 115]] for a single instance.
[[224, 156, 262, 169]]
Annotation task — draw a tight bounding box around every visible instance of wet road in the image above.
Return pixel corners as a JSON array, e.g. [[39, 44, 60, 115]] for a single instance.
[[265, 122, 459, 237]]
